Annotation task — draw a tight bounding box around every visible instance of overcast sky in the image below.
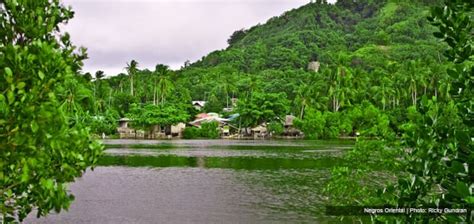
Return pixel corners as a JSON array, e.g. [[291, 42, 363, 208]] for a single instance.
[[63, 0, 336, 76]]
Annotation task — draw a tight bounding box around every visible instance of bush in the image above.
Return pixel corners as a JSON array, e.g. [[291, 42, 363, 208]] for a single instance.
[[323, 112, 341, 139], [200, 121, 220, 139], [183, 127, 201, 139], [294, 108, 325, 139], [346, 101, 395, 138], [267, 121, 284, 135], [89, 110, 120, 135], [183, 121, 220, 139]]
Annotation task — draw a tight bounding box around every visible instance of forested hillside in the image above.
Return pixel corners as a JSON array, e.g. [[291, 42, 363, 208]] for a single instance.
[[85, 0, 448, 138]]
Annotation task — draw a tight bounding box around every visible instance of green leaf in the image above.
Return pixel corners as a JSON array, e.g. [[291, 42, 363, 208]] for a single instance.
[[433, 32, 444, 38], [38, 71, 45, 80], [5, 67, 13, 76], [31, 121, 39, 133], [5, 67, 13, 83], [466, 196, 474, 204], [43, 179, 54, 190], [21, 165, 30, 182], [17, 82, 26, 89], [7, 91, 14, 104], [456, 181, 470, 198], [447, 68, 458, 79], [451, 161, 466, 174]]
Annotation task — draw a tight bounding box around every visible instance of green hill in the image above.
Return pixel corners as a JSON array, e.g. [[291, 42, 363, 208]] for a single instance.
[[177, 0, 447, 114], [186, 0, 442, 71]]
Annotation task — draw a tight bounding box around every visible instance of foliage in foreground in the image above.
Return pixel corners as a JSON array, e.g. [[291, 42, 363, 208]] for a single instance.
[[326, 0, 473, 222], [0, 0, 103, 222]]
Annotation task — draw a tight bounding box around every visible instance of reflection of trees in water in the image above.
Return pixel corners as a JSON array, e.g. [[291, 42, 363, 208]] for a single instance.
[[234, 169, 332, 220], [197, 156, 206, 168]]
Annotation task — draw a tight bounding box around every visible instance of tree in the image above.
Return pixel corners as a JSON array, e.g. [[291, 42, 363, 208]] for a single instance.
[[394, 1, 473, 222], [93, 70, 105, 100], [203, 94, 224, 113], [236, 92, 290, 128], [0, 1, 103, 221], [127, 103, 189, 138], [94, 70, 105, 80], [154, 64, 174, 105], [227, 29, 247, 46], [125, 60, 138, 97], [293, 108, 325, 139], [294, 82, 313, 119]]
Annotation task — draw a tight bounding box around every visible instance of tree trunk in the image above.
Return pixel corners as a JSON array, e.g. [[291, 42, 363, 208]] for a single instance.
[[412, 87, 417, 106], [130, 75, 134, 96], [153, 85, 156, 105], [300, 103, 305, 119]]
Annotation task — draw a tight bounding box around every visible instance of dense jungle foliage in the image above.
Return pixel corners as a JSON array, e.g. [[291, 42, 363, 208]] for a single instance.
[[80, 0, 457, 140]]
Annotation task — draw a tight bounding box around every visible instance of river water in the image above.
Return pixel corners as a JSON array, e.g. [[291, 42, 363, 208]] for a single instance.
[[25, 139, 353, 224]]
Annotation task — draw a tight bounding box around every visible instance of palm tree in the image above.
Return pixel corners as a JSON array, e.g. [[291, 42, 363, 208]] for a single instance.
[[371, 76, 395, 111], [404, 60, 424, 107], [93, 70, 105, 99], [125, 60, 138, 97], [95, 70, 105, 80], [295, 81, 315, 119], [327, 53, 354, 112], [154, 64, 174, 105]]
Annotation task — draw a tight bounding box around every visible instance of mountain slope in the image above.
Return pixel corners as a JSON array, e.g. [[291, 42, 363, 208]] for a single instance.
[[184, 0, 443, 73]]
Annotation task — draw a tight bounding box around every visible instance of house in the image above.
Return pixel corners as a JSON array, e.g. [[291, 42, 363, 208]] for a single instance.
[[251, 125, 267, 138], [117, 118, 136, 138], [283, 115, 303, 136], [189, 115, 230, 127], [117, 118, 185, 139], [189, 113, 238, 136], [284, 115, 296, 128], [195, 113, 210, 119], [171, 122, 186, 137], [222, 125, 230, 136], [146, 122, 186, 139], [192, 101, 206, 110]]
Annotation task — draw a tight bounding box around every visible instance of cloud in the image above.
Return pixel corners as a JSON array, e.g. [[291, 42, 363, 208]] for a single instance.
[[62, 0, 335, 76]]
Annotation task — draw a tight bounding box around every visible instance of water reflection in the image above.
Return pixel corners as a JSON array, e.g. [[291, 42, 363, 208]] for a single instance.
[[25, 140, 354, 223], [98, 155, 343, 170]]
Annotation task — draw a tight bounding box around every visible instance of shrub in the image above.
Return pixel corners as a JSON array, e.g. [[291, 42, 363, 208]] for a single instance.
[[200, 121, 220, 139], [183, 127, 201, 139], [267, 121, 284, 135], [294, 108, 325, 139]]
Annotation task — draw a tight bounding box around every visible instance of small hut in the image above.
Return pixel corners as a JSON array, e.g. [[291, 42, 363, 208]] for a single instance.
[[251, 125, 267, 138], [284, 115, 303, 136], [171, 123, 186, 137], [117, 118, 136, 138]]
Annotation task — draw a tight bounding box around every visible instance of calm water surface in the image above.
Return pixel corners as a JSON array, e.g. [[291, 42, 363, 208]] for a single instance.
[[25, 139, 353, 224]]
